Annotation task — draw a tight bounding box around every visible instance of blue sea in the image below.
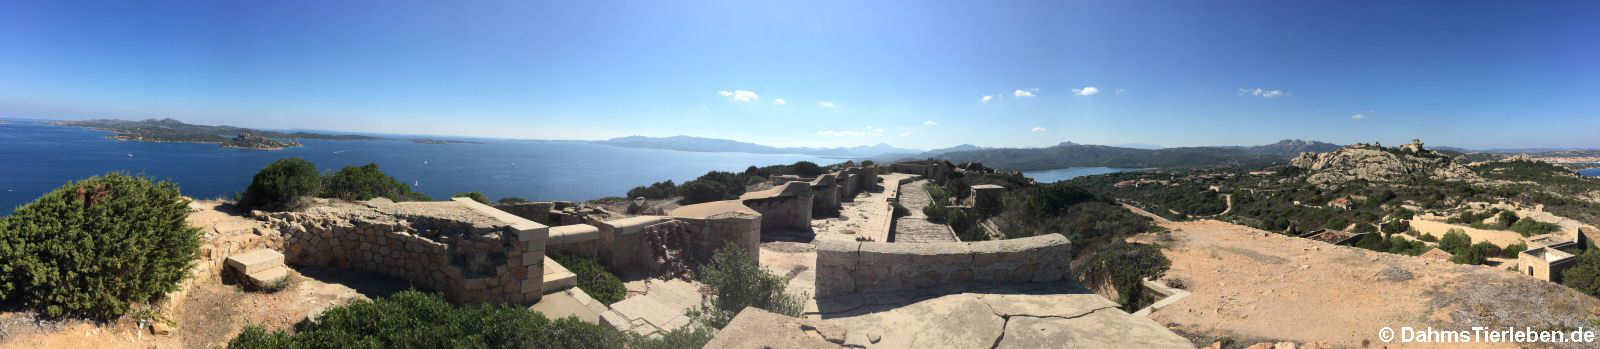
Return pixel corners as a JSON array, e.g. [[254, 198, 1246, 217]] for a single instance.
[[1022, 167, 1135, 183], [0, 120, 834, 215]]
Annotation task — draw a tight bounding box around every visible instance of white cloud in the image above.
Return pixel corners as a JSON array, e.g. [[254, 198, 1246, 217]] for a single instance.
[[1030, 127, 1047, 133], [1351, 113, 1365, 120], [1072, 86, 1100, 96], [981, 95, 994, 103], [900, 131, 914, 137], [923, 120, 938, 127], [1115, 88, 1127, 95], [718, 89, 760, 102], [1238, 88, 1287, 98], [818, 100, 837, 108], [816, 126, 884, 137], [1013, 89, 1036, 97], [773, 98, 786, 105]]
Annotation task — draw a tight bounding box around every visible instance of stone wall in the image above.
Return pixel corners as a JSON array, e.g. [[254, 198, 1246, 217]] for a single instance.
[[267, 198, 548, 304], [810, 174, 840, 215], [741, 182, 813, 234], [814, 234, 1073, 297]]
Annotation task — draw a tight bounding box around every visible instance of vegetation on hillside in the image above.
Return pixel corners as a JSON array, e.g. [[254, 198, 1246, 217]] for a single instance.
[[688, 244, 804, 329], [227, 290, 636, 348], [0, 174, 201, 319], [1077, 242, 1170, 312]]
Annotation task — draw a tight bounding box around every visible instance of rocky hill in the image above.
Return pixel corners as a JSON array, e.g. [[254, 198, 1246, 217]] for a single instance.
[[1290, 141, 1477, 185]]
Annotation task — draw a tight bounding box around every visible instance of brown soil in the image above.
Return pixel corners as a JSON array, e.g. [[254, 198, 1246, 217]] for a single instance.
[[1142, 218, 1600, 348]]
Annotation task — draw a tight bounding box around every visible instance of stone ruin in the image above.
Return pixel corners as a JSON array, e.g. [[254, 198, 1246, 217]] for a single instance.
[[263, 197, 549, 304]]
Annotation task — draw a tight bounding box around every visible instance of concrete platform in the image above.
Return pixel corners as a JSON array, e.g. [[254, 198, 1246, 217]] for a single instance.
[[245, 266, 289, 287], [225, 249, 284, 276], [530, 287, 609, 324]]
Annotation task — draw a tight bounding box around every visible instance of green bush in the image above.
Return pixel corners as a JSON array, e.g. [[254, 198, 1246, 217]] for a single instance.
[[551, 255, 625, 305], [452, 191, 490, 204], [627, 180, 678, 200], [1563, 249, 1600, 297], [1509, 218, 1561, 237], [1450, 241, 1494, 265], [321, 163, 430, 201], [1439, 228, 1472, 255], [791, 161, 824, 177], [678, 180, 727, 205], [1077, 242, 1170, 311], [0, 174, 201, 319], [227, 290, 627, 348], [1501, 242, 1528, 258], [689, 244, 804, 329], [238, 158, 321, 211]]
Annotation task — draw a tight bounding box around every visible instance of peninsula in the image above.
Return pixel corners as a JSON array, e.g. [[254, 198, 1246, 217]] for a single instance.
[[53, 118, 379, 150]]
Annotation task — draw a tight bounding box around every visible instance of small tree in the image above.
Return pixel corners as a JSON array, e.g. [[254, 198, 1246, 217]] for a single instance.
[[688, 244, 803, 329], [452, 192, 490, 204], [0, 174, 201, 319], [238, 157, 321, 211]]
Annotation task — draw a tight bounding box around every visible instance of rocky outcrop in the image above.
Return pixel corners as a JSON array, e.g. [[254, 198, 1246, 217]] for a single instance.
[[1291, 144, 1477, 185]]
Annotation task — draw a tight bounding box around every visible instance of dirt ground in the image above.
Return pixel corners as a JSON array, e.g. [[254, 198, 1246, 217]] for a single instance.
[[0, 200, 408, 349], [1140, 218, 1600, 348]]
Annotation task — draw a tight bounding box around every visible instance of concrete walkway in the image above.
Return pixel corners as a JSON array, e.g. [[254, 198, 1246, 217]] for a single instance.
[[893, 179, 958, 243]]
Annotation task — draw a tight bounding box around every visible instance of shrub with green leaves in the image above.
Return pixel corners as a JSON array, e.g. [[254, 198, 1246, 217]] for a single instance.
[[1439, 228, 1472, 255], [1563, 249, 1600, 297], [1077, 242, 1170, 311], [551, 255, 626, 305], [0, 174, 201, 319], [227, 290, 627, 348], [238, 157, 321, 211], [321, 163, 430, 201], [688, 244, 804, 329]]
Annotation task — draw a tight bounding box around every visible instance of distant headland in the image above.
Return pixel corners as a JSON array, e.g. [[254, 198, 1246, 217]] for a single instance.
[[52, 118, 379, 150]]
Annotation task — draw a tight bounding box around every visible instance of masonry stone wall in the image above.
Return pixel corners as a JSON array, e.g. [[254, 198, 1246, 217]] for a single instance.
[[810, 174, 840, 215], [267, 199, 548, 304], [813, 234, 1073, 297]]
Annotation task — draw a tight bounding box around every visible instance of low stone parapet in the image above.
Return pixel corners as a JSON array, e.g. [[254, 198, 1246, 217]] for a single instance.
[[815, 234, 1072, 297]]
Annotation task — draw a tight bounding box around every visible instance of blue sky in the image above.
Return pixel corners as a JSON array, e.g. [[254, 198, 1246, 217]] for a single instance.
[[2, 1, 1596, 149]]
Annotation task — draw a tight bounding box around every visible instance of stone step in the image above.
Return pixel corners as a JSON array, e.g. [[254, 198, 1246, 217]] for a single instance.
[[225, 249, 285, 276], [543, 256, 577, 292], [244, 265, 290, 287]]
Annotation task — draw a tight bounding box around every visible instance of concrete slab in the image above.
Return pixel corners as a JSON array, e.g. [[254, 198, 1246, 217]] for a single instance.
[[244, 266, 288, 287], [225, 249, 284, 276], [543, 256, 577, 292], [529, 288, 602, 324]]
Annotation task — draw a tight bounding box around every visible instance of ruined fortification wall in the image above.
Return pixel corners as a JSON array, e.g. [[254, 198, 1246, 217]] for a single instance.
[[814, 234, 1073, 297], [266, 199, 548, 304]]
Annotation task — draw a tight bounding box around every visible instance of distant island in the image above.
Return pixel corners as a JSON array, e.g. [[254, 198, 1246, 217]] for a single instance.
[[411, 138, 483, 145], [53, 118, 380, 150]]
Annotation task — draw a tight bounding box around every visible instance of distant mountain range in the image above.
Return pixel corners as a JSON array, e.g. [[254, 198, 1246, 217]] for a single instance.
[[905, 139, 1342, 171], [595, 136, 921, 158]]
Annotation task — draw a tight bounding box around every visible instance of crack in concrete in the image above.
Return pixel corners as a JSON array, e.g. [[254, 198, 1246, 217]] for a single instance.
[[981, 300, 1119, 349]]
